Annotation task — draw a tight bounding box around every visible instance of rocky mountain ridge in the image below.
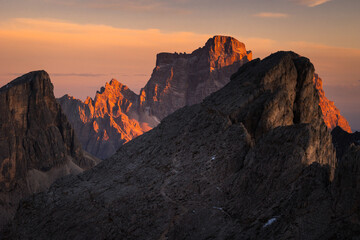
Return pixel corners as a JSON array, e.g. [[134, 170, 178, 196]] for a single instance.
[[0, 71, 99, 228], [59, 36, 351, 160], [58, 79, 146, 159], [6, 52, 359, 239], [59, 35, 253, 159]]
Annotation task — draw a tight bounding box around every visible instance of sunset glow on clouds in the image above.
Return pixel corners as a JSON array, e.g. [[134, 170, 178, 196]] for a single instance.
[[292, 0, 331, 7], [0, 0, 359, 128], [253, 12, 289, 19], [0, 18, 210, 97]]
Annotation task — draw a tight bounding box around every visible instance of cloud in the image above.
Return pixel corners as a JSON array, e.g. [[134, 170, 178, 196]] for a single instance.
[[0, 18, 209, 48], [253, 12, 289, 18], [292, 0, 331, 7], [47, 0, 191, 14], [51, 73, 108, 77], [0, 18, 210, 98]]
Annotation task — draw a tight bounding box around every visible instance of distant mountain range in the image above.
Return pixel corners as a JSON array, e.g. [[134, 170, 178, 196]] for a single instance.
[[6, 51, 360, 239], [0, 36, 358, 238], [58, 36, 253, 159], [59, 36, 352, 159]]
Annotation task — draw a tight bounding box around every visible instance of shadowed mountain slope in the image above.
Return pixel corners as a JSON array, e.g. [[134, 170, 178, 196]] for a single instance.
[[6, 52, 359, 239], [331, 126, 360, 161]]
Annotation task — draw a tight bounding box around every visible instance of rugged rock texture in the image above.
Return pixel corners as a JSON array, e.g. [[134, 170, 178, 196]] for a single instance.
[[331, 144, 360, 238], [59, 36, 252, 159], [331, 126, 360, 161], [7, 52, 359, 239], [0, 71, 99, 228], [58, 80, 146, 159], [314, 73, 352, 133], [138, 35, 252, 121]]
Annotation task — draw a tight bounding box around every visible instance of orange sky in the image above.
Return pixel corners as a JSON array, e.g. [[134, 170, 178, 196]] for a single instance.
[[1, 0, 360, 129]]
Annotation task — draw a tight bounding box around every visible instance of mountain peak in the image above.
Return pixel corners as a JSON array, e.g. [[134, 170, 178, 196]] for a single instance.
[[205, 35, 245, 50], [10, 51, 349, 239], [144, 36, 253, 120], [0, 71, 98, 227], [0, 70, 49, 93]]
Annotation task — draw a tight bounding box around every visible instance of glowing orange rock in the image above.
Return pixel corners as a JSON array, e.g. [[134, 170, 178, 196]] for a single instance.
[[313, 74, 352, 133]]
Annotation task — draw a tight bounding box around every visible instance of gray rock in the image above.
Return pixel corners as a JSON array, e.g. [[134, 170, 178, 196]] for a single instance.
[[138, 35, 252, 121], [0, 71, 99, 229], [57, 80, 144, 159], [332, 126, 360, 161]]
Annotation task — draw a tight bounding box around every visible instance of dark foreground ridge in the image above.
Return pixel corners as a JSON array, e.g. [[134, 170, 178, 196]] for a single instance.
[[4, 52, 360, 239], [0, 71, 99, 229]]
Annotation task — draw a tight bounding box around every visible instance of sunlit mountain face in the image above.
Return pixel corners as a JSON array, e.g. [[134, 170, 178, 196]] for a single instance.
[[59, 36, 351, 159], [58, 36, 253, 159], [0, 0, 360, 129], [1, 0, 360, 238]]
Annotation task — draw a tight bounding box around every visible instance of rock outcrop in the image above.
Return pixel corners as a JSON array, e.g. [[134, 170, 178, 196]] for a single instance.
[[58, 80, 146, 159], [138, 35, 252, 121], [0, 71, 99, 228], [59, 35, 252, 159], [7, 52, 360, 239], [59, 36, 350, 160], [314, 73, 352, 133]]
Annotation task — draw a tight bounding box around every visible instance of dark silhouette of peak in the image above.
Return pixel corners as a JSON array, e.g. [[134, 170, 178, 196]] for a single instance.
[[0, 71, 99, 228], [8, 51, 360, 239]]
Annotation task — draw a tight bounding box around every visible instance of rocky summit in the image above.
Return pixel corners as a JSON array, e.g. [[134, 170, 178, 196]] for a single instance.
[[59, 35, 252, 159], [59, 36, 350, 160], [6, 52, 360, 239], [0, 71, 99, 229], [138, 35, 252, 121], [58, 80, 145, 159]]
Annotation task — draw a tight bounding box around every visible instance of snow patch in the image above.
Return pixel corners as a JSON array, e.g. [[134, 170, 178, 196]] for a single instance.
[[212, 206, 223, 211], [211, 155, 216, 161], [263, 217, 277, 228]]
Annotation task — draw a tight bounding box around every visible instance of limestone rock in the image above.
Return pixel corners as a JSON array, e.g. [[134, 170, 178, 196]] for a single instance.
[[0, 71, 99, 228], [138, 35, 252, 121], [59, 36, 252, 159], [314, 73, 352, 133], [7, 52, 359, 239], [58, 79, 145, 159]]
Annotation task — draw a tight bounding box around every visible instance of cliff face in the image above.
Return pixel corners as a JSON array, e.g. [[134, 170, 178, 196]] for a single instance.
[[8, 52, 359, 239], [138, 35, 252, 121], [59, 36, 252, 159], [314, 73, 352, 133], [58, 79, 146, 159], [0, 71, 98, 228], [59, 36, 351, 161]]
